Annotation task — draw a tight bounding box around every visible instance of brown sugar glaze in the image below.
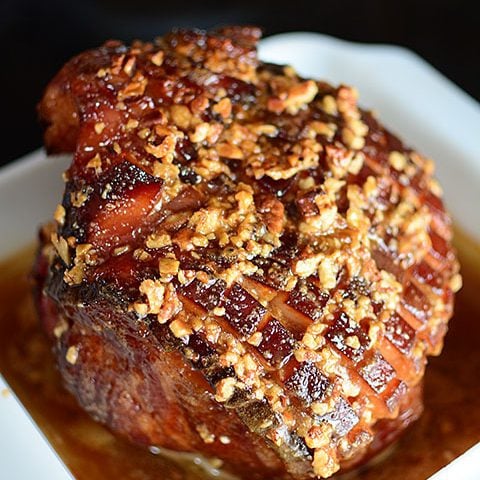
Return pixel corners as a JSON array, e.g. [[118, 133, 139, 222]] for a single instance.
[[0, 229, 479, 480]]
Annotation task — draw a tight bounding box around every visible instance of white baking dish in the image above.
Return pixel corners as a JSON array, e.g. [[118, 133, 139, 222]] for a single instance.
[[1, 32, 479, 479]]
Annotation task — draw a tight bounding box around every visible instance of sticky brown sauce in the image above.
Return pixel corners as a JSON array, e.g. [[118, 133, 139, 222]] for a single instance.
[[0, 230, 479, 480]]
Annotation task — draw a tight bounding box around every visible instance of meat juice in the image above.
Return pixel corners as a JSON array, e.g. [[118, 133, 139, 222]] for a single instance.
[[0, 229, 479, 480]]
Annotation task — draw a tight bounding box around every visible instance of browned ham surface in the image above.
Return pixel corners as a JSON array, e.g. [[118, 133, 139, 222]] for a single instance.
[[34, 26, 460, 479]]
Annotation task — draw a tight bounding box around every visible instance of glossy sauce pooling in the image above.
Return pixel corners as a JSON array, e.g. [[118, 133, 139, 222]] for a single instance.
[[0, 231, 479, 480]]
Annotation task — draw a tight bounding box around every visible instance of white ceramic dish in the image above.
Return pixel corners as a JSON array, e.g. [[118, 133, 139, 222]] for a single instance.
[[1, 32, 479, 479]]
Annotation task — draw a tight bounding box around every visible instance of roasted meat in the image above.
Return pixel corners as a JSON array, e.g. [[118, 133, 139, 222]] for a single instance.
[[34, 26, 460, 479]]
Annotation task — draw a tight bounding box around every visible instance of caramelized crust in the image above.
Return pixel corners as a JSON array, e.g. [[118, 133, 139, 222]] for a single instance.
[[35, 26, 460, 479]]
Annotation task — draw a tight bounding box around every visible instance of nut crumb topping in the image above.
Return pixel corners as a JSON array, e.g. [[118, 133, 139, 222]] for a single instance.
[[169, 317, 192, 338], [159, 257, 180, 277], [313, 448, 340, 478], [53, 204, 66, 226], [53, 318, 69, 339], [267, 80, 318, 115], [51, 233, 70, 265], [215, 377, 237, 402], [65, 345, 79, 365], [196, 423, 215, 444], [388, 150, 407, 171], [40, 26, 460, 480]]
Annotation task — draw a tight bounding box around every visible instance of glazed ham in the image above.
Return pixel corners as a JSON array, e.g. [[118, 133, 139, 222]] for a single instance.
[[34, 27, 460, 479]]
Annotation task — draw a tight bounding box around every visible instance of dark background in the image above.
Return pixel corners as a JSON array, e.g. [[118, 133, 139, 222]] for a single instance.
[[1, 0, 478, 166]]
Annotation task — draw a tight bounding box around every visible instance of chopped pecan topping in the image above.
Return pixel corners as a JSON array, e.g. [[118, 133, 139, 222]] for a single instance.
[[38, 26, 460, 480]]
